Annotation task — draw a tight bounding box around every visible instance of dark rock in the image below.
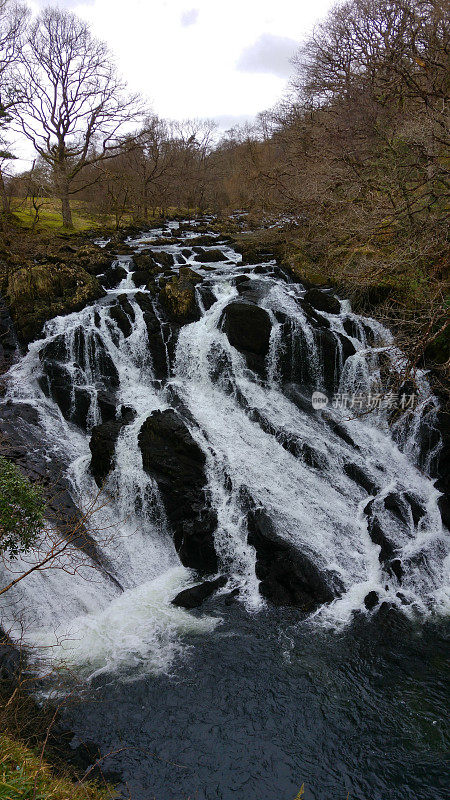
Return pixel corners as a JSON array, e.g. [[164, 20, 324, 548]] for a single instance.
[[97, 390, 117, 423], [404, 492, 427, 526], [160, 276, 200, 324], [384, 492, 407, 523], [100, 263, 128, 289], [0, 630, 23, 679], [109, 302, 132, 337], [315, 329, 356, 392], [184, 235, 218, 247], [298, 300, 331, 329], [193, 248, 226, 263], [367, 515, 396, 563], [117, 294, 135, 321], [235, 279, 271, 304], [389, 558, 403, 582], [132, 252, 158, 271], [131, 270, 151, 288], [171, 576, 227, 609], [197, 286, 217, 311], [89, 418, 126, 486], [134, 293, 168, 379], [0, 300, 17, 371], [224, 588, 240, 605], [247, 507, 339, 609], [283, 384, 315, 415], [152, 251, 175, 269], [304, 288, 341, 315], [344, 462, 378, 494], [364, 590, 379, 610], [138, 409, 217, 573], [39, 361, 91, 429], [178, 266, 203, 284], [220, 301, 272, 373], [323, 414, 359, 449]]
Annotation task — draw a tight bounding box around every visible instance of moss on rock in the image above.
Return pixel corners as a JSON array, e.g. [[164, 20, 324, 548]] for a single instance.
[[6, 263, 105, 342], [159, 276, 199, 323]]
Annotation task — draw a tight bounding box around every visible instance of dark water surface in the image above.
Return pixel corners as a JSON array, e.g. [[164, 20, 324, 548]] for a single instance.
[[62, 603, 449, 800]]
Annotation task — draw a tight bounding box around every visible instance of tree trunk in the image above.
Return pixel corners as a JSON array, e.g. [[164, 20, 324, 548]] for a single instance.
[[0, 168, 11, 214], [56, 167, 74, 229], [61, 188, 73, 229]]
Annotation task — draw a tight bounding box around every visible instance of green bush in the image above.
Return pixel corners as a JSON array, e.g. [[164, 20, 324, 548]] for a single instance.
[[0, 457, 45, 558]]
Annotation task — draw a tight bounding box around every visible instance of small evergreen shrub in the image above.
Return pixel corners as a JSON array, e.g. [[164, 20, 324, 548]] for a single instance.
[[0, 457, 45, 558]]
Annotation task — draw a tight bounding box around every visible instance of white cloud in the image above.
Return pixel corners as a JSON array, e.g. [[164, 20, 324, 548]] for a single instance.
[[237, 33, 299, 78], [181, 8, 199, 27], [21, 0, 334, 158]]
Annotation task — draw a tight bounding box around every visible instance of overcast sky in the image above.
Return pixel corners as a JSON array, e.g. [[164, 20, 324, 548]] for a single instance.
[[26, 0, 334, 129]]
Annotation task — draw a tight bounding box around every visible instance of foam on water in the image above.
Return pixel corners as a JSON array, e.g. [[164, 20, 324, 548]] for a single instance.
[[0, 221, 448, 679]]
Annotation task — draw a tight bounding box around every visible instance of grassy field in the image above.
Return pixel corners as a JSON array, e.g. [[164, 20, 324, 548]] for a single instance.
[[9, 197, 116, 233], [8, 197, 197, 234]]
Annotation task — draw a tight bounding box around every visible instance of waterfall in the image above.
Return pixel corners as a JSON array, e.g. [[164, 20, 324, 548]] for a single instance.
[[0, 220, 448, 680]]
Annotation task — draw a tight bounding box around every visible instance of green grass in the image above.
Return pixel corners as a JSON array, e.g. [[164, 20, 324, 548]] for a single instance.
[[9, 197, 199, 234], [10, 198, 108, 233], [0, 736, 115, 800]]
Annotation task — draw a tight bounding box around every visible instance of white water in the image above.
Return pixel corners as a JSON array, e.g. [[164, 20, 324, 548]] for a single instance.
[[0, 221, 448, 680]]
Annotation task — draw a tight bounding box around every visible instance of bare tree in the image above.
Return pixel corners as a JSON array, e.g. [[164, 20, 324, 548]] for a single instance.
[[14, 7, 142, 228], [0, 0, 29, 213]]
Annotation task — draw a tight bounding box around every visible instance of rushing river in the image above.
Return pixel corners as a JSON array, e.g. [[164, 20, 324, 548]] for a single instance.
[[0, 219, 448, 799]]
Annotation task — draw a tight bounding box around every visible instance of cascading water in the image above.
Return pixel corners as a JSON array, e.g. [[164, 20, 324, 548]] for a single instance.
[[0, 220, 448, 686]]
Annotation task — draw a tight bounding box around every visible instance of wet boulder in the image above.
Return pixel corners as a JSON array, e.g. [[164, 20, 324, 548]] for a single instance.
[[247, 508, 339, 609], [220, 300, 272, 374], [404, 492, 426, 526], [109, 301, 132, 338], [315, 329, 356, 392], [131, 270, 151, 288], [138, 409, 218, 573], [6, 263, 105, 342], [159, 276, 200, 324], [364, 506, 402, 579], [236, 279, 271, 305], [364, 590, 379, 610], [171, 576, 227, 609], [71, 328, 119, 387], [134, 293, 168, 379], [304, 288, 341, 315], [132, 252, 159, 271], [193, 248, 226, 263], [178, 266, 203, 284], [76, 244, 112, 275], [152, 251, 175, 269], [99, 263, 128, 289], [88, 407, 134, 487], [344, 463, 379, 495], [184, 235, 218, 247], [39, 361, 92, 429], [89, 418, 124, 486]]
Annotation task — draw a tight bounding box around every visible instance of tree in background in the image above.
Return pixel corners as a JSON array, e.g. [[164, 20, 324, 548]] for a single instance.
[[0, 0, 29, 213], [14, 6, 141, 228]]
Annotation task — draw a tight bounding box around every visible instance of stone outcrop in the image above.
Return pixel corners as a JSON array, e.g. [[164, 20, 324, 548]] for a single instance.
[[138, 409, 217, 573], [159, 275, 200, 324], [220, 300, 272, 375], [171, 576, 227, 609], [7, 263, 105, 342], [247, 507, 340, 609]]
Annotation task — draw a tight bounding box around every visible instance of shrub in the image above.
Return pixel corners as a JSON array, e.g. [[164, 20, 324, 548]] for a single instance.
[[0, 457, 45, 558]]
